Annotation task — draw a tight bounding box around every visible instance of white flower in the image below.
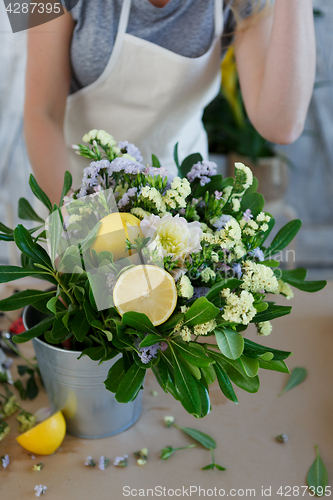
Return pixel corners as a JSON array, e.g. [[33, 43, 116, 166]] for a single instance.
[[241, 261, 279, 294], [214, 217, 241, 250], [140, 186, 166, 213], [82, 129, 98, 143], [164, 415, 175, 427], [179, 325, 192, 342], [222, 288, 257, 325], [177, 275, 194, 299], [98, 456, 110, 471], [113, 455, 128, 467], [201, 268, 216, 283], [234, 162, 253, 190], [232, 198, 241, 211], [277, 280, 294, 300], [257, 321, 273, 336], [130, 207, 151, 220], [34, 485, 47, 497], [194, 319, 217, 336], [140, 214, 202, 259], [96, 130, 115, 146]]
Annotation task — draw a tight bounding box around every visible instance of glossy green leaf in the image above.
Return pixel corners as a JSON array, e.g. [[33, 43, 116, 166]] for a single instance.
[[0, 266, 54, 286], [122, 311, 158, 334], [0, 289, 55, 311], [259, 358, 290, 374], [206, 278, 242, 303], [59, 171, 73, 207], [14, 225, 52, 269], [243, 338, 292, 360], [151, 154, 161, 168], [79, 221, 101, 254], [184, 297, 219, 327], [71, 312, 90, 342], [175, 425, 216, 449], [13, 315, 54, 343], [104, 358, 125, 393], [251, 304, 292, 323], [172, 351, 201, 416], [240, 192, 265, 217], [240, 355, 259, 377], [223, 363, 260, 393], [139, 334, 163, 348], [29, 174, 53, 212], [266, 219, 302, 256], [79, 346, 106, 361], [152, 357, 169, 392], [279, 367, 307, 396], [115, 363, 146, 403], [212, 360, 238, 403], [215, 328, 244, 360], [194, 379, 211, 417], [159, 313, 184, 332], [172, 342, 214, 367], [18, 197, 45, 223], [47, 208, 63, 266], [179, 152, 203, 178], [307, 445, 328, 497], [200, 364, 217, 385]]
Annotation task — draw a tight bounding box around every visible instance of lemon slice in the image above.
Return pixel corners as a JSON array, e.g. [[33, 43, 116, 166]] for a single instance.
[[113, 265, 177, 326], [90, 212, 142, 261], [16, 411, 66, 455]]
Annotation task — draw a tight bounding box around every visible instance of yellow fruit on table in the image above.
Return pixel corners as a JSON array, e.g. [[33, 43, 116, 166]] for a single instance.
[[113, 265, 177, 326], [90, 212, 142, 261], [16, 411, 66, 455]]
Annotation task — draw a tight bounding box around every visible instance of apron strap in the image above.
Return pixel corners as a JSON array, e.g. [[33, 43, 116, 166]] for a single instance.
[[105, 0, 132, 77], [117, 0, 132, 36], [214, 0, 224, 37]]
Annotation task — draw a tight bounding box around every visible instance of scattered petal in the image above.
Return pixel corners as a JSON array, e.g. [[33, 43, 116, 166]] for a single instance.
[[33, 463, 44, 471], [84, 456, 95, 467], [98, 456, 110, 471], [150, 390, 159, 397], [164, 416, 175, 427], [34, 485, 47, 497], [34, 408, 52, 423], [1, 455, 10, 468], [113, 455, 128, 467], [134, 448, 148, 465], [276, 434, 289, 443]]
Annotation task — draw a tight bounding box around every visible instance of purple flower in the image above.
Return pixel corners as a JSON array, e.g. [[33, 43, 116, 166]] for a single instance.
[[214, 190, 223, 200], [243, 209, 253, 222], [232, 263, 243, 279], [253, 247, 265, 261], [118, 140, 143, 162], [1, 455, 9, 469], [34, 485, 47, 497], [187, 161, 217, 184], [117, 187, 138, 209], [212, 215, 231, 231], [109, 157, 145, 175], [192, 286, 210, 299], [135, 337, 165, 364]]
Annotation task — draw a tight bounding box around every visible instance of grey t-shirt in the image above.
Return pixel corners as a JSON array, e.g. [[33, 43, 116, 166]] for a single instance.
[[63, 0, 272, 94]]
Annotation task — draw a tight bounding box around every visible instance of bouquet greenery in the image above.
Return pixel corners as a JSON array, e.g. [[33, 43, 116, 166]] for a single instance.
[[0, 129, 326, 418]]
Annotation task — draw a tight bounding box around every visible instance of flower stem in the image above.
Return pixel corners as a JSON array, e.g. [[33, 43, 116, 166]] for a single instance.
[[1, 338, 37, 371]]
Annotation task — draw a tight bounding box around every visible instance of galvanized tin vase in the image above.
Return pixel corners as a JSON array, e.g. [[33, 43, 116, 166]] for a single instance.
[[23, 306, 142, 439]]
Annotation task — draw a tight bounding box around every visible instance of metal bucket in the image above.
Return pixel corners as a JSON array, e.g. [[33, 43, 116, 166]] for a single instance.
[[23, 306, 142, 439]]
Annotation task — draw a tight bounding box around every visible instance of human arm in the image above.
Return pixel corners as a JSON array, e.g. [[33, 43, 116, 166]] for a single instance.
[[234, 0, 315, 144], [24, 12, 75, 206]]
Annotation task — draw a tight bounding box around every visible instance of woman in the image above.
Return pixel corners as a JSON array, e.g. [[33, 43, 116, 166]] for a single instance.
[[24, 0, 315, 204]]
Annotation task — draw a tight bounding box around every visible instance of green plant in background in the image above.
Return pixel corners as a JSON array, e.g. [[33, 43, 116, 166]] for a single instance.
[[203, 47, 279, 162]]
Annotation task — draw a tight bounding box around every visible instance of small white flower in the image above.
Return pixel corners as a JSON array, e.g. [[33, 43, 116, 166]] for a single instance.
[[98, 456, 110, 471], [84, 456, 95, 467], [34, 485, 47, 497], [257, 321, 273, 336], [113, 455, 128, 467], [164, 416, 175, 427]]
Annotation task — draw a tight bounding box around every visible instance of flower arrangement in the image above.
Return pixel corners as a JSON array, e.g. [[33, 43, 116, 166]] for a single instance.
[[0, 129, 326, 418]]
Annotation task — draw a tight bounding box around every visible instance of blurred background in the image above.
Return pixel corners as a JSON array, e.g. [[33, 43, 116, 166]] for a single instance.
[[0, 0, 332, 279]]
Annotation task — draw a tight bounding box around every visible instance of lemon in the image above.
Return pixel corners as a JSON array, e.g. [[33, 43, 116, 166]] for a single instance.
[[16, 411, 66, 455], [90, 212, 142, 261], [113, 265, 177, 326]]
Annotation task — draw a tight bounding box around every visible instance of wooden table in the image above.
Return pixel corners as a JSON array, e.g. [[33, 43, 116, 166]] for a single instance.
[[1, 282, 332, 499]]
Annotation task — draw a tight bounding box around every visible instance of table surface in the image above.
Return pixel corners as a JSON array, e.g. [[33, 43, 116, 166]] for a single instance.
[[1, 282, 332, 500]]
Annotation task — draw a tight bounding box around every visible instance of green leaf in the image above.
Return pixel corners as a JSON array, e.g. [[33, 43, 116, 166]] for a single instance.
[[18, 198, 45, 223], [71, 312, 90, 342], [79, 221, 101, 254], [251, 304, 292, 323], [279, 367, 307, 396], [173, 142, 180, 170], [115, 363, 146, 403], [104, 358, 125, 393], [179, 152, 203, 178], [152, 357, 169, 392], [243, 338, 292, 361], [200, 364, 216, 385], [240, 192, 265, 217], [29, 174, 53, 212], [205, 278, 242, 303], [46, 296, 58, 314], [175, 425, 216, 450], [26, 374, 38, 399], [151, 154, 161, 168], [79, 346, 106, 361], [159, 313, 184, 332], [254, 301, 269, 312], [307, 445, 329, 497], [215, 328, 244, 360], [279, 268, 307, 281], [0, 289, 55, 311], [14, 225, 52, 269], [184, 297, 219, 327], [0, 266, 49, 286], [261, 259, 280, 267], [59, 171, 73, 207], [212, 360, 238, 403], [194, 379, 211, 417], [172, 342, 214, 368], [13, 315, 54, 343], [172, 350, 201, 416], [122, 311, 158, 335], [0, 222, 13, 234], [266, 219, 302, 256], [139, 334, 163, 348], [259, 359, 290, 374], [240, 355, 259, 377], [47, 208, 63, 266], [49, 317, 69, 342], [83, 300, 99, 326], [276, 275, 327, 293]]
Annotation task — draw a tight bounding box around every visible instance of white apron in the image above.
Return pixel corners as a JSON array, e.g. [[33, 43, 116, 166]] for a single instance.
[[64, 0, 223, 188]]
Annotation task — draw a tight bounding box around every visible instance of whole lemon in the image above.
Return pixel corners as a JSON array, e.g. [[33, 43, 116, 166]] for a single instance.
[[91, 212, 142, 261]]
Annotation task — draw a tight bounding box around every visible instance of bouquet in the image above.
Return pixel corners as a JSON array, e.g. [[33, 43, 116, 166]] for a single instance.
[[0, 129, 326, 418]]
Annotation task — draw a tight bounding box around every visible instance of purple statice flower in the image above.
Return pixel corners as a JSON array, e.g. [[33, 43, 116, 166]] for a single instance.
[[213, 215, 231, 231], [232, 263, 243, 279], [178, 208, 186, 215], [2, 358, 13, 370], [118, 140, 143, 162], [108, 157, 145, 175], [1, 455, 9, 469], [82, 160, 111, 188], [252, 247, 265, 261], [214, 190, 223, 200], [192, 286, 210, 299], [114, 455, 128, 467], [117, 187, 138, 209], [144, 166, 175, 189], [135, 338, 166, 364], [187, 160, 217, 186], [34, 485, 47, 497], [243, 209, 253, 222]]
